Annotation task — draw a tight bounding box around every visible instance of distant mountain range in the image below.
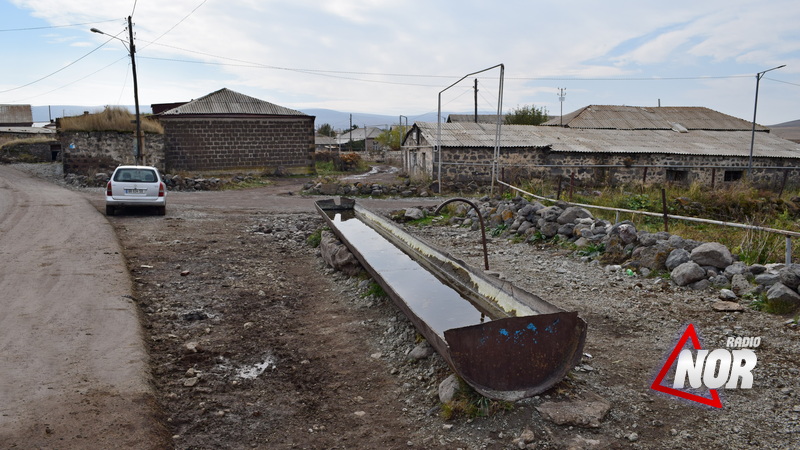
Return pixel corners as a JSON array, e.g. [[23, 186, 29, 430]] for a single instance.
[[31, 105, 800, 140], [31, 105, 452, 131]]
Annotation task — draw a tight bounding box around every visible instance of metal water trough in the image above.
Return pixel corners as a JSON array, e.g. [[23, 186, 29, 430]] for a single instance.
[[316, 198, 587, 401]]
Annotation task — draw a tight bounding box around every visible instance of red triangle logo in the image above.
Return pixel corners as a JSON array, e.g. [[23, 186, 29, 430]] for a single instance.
[[650, 323, 723, 408]]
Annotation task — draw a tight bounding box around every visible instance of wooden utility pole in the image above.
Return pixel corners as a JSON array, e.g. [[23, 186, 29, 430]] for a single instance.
[[474, 79, 478, 123]]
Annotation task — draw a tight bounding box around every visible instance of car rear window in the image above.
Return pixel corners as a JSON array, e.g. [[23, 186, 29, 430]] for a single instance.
[[114, 168, 158, 183]]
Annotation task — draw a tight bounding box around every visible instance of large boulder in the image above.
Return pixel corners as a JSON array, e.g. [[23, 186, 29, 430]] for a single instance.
[[633, 243, 672, 271], [665, 248, 691, 271], [615, 223, 639, 245], [766, 283, 800, 312], [557, 206, 592, 225], [537, 205, 563, 222], [319, 231, 362, 276], [671, 261, 707, 286], [778, 264, 800, 290], [690, 242, 734, 269]]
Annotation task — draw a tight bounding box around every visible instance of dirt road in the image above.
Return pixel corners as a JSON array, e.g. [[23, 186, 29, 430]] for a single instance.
[[0, 166, 168, 448]]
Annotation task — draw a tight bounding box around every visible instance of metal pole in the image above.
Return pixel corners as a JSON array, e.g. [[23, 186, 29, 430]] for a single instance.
[[128, 16, 142, 166], [492, 64, 504, 196], [437, 64, 504, 195], [661, 188, 669, 233], [748, 65, 786, 178]]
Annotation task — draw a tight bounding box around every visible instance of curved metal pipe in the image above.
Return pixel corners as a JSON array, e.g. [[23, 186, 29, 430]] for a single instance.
[[434, 198, 490, 270]]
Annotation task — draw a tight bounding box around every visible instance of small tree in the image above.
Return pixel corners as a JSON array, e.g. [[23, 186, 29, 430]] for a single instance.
[[505, 104, 549, 125], [376, 127, 405, 151], [317, 123, 335, 137]]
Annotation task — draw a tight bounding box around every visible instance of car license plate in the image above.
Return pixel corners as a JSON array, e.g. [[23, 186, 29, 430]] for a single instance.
[[125, 189, 147, 194]]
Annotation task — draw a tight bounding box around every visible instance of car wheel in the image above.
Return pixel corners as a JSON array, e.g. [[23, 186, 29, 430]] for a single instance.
[[157, 206, 166, 216], [106, 205, 115, 216]]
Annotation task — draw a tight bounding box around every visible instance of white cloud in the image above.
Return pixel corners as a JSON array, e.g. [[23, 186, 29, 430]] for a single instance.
[[3, 0, 799, 123]]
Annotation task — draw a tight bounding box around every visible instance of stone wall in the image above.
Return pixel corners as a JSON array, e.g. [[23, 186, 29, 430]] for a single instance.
[[59, 131, 165, 175], [161, 116, 315, 174], [435, 146, 800, 189], [0, 141, 59, 163]]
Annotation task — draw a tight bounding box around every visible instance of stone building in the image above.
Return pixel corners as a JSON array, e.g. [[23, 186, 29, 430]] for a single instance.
[[402, 105, 800, 189], [157, 88, 315, 174]]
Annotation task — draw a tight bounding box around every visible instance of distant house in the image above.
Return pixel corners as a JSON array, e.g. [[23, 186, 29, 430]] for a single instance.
[[0, 104, 33, 127], [402, 105, 800, 189], [315, 134, 338, 152], [336, 126, 383, 152], [157, 88, 315, 174], [0, 104, 59, 160]]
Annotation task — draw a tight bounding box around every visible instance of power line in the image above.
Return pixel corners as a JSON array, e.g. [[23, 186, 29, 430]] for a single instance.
[[137, 39, 773, 85], [142, 0, 207, 49], [0, 33, 121, 94], [9, 56, 128, 103], [0, 18, 121, 32]]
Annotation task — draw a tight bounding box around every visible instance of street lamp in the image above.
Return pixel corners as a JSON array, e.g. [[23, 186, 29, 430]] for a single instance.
[[91, 16, 143, 166], [748, 64, 785, 177]]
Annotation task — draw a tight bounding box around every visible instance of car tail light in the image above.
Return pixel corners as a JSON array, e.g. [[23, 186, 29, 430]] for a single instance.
[[106, 181, 112, 196], [158, 182, 165, 197]]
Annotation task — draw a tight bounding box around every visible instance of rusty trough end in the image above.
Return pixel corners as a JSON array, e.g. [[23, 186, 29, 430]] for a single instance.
[[315, 198, 586, 401]]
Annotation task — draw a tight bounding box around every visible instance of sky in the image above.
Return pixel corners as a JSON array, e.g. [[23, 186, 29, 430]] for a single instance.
[[1, 0, 799, 130]]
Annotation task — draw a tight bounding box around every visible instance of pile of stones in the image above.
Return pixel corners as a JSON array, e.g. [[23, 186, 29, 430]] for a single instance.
[[303, 180, 432, 198], [399, 196, 800, 313]]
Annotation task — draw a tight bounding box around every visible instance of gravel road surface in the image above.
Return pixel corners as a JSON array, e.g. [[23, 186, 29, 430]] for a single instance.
[[0, 165, 168, 448]]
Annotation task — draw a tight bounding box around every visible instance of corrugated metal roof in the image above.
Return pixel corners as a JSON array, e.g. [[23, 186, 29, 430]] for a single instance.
[[447, 114, 505, 124], [335, 126, 383, 144], [0, 104, 33, 124], [315, 135, 337, 145], [541, 105, 767, 131], [159, 88, 307, 116], [411, 122, 800, 159], [0, 126, 55, 135]]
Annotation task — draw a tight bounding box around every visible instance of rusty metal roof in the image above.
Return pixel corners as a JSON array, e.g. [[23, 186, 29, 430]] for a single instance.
[[541, 105, 767, 131], [411, 122, 800, 159], [159, 88, 307, 116]]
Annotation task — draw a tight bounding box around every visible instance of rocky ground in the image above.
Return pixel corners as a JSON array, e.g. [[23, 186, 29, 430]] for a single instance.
[[12, 162, 800, 449]]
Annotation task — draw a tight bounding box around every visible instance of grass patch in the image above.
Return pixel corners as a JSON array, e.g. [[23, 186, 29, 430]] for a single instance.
[[550, 181, 800, 264], [440, 378, 513, 420], [0, 136, 53, 150], [60, 106, 163, 134], [306, 228, 324, 248], [576, 242, 605, 259], [362, 281, 387, 298]]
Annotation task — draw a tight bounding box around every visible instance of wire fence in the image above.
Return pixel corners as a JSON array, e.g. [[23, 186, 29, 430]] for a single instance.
[[495, 179, 800, 264]]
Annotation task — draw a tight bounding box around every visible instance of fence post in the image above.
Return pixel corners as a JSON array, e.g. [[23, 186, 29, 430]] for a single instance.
[[711, 168, 716, 189], [569, 172, 575, 202], [661, 188, 669, 233], [779, 169, 789, 199], [786, 236, 792, 264], [556, 175, 563, 200], [642, 166, 648, 185]]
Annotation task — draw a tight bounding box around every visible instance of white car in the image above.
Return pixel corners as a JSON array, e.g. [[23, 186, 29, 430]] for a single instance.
[[105, 165, 166, 216]]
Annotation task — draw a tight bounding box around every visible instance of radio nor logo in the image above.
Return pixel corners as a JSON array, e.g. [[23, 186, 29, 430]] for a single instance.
[[650, 323, 759, 408]]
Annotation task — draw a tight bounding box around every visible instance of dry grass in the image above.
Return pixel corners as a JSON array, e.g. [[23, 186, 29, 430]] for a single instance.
[[516, 179, 800, 264], [0, 136, 54, 150], [60, 106, 163, 134]]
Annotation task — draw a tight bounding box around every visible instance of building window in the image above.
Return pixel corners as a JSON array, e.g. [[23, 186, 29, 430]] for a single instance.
[[724, 170, 743, 182], [666, 169, 688, 183]]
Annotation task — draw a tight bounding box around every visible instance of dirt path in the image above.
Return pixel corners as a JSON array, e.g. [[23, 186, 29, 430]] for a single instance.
[[0, 166, 168, 448]]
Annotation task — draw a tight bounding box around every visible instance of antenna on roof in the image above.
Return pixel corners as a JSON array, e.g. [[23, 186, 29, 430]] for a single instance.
[[558, 88, 567, 127]]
